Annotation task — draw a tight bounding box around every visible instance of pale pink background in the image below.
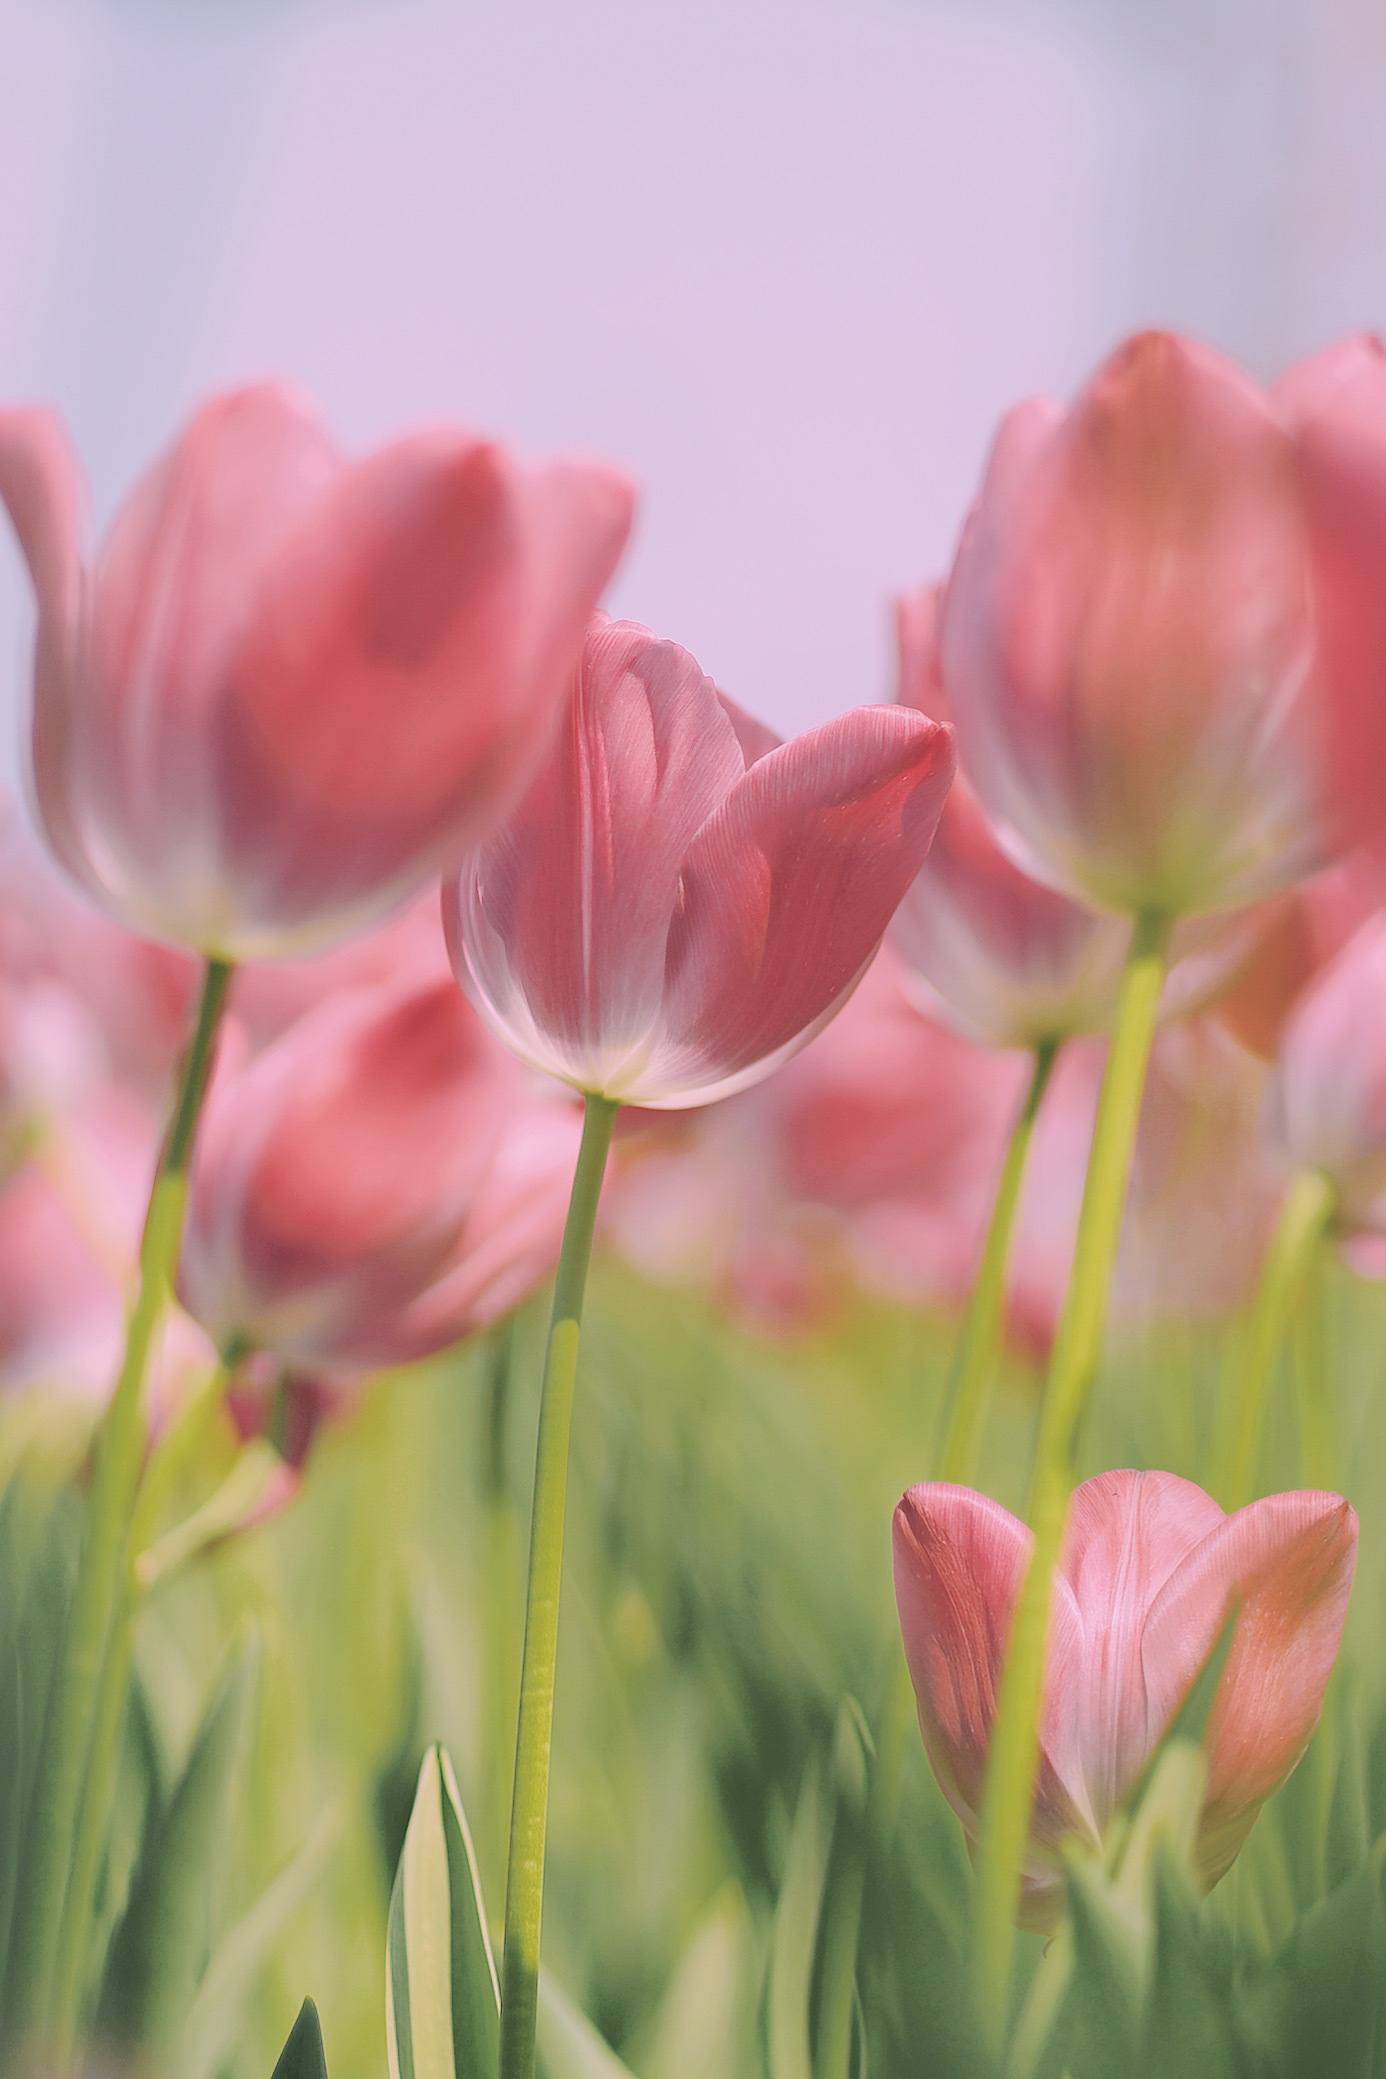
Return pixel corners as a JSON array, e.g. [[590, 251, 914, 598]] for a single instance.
[[2, 0, 1384, 756]]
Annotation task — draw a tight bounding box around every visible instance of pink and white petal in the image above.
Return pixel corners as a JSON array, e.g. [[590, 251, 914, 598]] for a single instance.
[[716, 690, 782, 768], [893, 1483, 1095, 1866], [447, 620, 745, 1094], [1139, 1490, 1357, 1886], [1060, 1471, 1226, 1823], [647, 706, 955, 1106]]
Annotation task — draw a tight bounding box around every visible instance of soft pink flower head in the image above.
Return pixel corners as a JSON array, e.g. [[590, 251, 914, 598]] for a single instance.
[[889, 584, 1258, 1046], [179, 978, 574, 1367], [943, 332, 1332, 920], [893, 1472, 1356, 1928], [1279, 333, 1386, 861], [0, 389, 633, 959], [1267, 917, 1386, 1232], [443, 617, 955, 1108]]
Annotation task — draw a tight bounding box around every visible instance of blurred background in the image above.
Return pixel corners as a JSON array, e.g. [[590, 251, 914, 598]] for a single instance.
[[3, 0, 1386, 755]]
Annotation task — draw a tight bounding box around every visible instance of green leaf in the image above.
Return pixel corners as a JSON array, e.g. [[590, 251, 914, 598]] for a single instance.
[[98, 1623, 262, 2055], [1059, 1847, 1144, 2078], [1142, 1846, 1244, 2079], [272, 1997, 330, 2079], [764, 1757, 834, 2079], [638, 1885, 755, 2079], [537, 1970, 641, 2078], [386, 1745, 499, 2079]]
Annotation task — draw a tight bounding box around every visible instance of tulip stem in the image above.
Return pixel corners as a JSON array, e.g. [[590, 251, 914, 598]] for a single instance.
[[970, 909, 1170, 2061], [498, 1093, 617, 2079], [935, 1038, 1060, 1487], [1214, 1167, 1336, 1513], [18, 955, 232, 2058]]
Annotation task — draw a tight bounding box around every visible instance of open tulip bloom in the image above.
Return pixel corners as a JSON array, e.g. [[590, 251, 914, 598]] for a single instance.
[[444, 615, 956, 1108], [0, 387, 633, 960], [893, 1472, 1357, 1928]]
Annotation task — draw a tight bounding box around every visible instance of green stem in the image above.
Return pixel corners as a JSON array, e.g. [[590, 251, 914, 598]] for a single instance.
[[1292, 1242, 1337, 1493], [970, 910, 1171, 2061], [1214, 1169, 1336, 1512], [935, 1039, 1060, 1487], [18, 956, 232, 2054], [498, 1095, 617, 2079]]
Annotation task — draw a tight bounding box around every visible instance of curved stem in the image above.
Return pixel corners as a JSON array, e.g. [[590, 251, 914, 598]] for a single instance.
[[970, 910, 1171, 2061], [17, 956, 232, 2055], [1214, 1169, 1336, 1512], [498, 1094, 617, 2079], [935, 1039, 1059, 1487]]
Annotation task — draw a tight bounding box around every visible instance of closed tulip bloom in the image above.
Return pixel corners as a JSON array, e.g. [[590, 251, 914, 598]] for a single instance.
[[180, 978, 572, 1367], [943, 332, 1332, 921], [893, 1472, 1356, 1927], [1279, 333, 1386, 858], [444, 617, 955, 1107], [891, 585, 1155, 1047], [0, 388, 633, 959], [1267, 917, 1386, 1233]]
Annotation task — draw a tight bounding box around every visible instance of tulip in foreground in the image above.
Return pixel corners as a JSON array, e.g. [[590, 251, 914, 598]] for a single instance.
[[893, 1471, 1356, 1928], [444, 616, 956, 1107], [181, 979, 579, 1369], [0, 387, 633, 958], [943, 331, 1338, 921]]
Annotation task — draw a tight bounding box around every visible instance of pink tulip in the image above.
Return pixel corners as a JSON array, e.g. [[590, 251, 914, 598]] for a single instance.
[[180, 978, 576, 1367], [444, 617, 955, 1107], [889, 585, 1256, 1046], [1213, 860, 1381, 1061], [1279, 333, 1386, 860], [1267, 917, 1386, 1233], [0, 388, 633, 958], [893, 1471, 1356, 1926], [942, 332, 1333, 920]]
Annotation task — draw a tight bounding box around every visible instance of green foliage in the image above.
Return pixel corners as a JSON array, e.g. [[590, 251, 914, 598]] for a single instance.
[[272, 1998, 330, 2079]]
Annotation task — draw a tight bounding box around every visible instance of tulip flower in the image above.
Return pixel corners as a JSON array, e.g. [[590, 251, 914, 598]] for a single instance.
[[942, 331, 1335, 922], [893, 1471, 1356, 1928], [1279, 333, 1386, 861], [180, 978, 577, 1368], [890, 586, 1259, 1048], [0, 387, 633, 959], [444, 616, 955, 1107], [1266, 917, 1386, 1235]]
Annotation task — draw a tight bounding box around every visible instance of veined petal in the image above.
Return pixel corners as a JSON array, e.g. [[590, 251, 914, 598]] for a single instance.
[[892, 1484, 1095, 1871], [644, 706, 954, 1106], [446, 619, 745, 1095], [1059, 1471, 1225, 1823], [1139, 1489, 1357, 1887]]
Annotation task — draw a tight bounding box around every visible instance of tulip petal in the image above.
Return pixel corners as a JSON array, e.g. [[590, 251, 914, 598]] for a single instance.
[[1059, 1471, 1226, 1823], [1268, 917, 1386, 1229], [1140, 1490, 1357, 1886], [647, 706, 955, 1106], [446, 620, 746, 1095], [893, 1484, 1095, 1882]]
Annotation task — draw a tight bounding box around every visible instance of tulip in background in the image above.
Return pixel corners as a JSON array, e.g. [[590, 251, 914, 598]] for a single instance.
[[893, 1471, 1357, 1926], [1267, 917, 1386, 1237], [181, 978, 578, 1370]]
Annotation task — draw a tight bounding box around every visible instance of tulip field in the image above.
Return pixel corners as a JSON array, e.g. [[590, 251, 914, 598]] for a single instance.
[[2, 333, 1386, 2078]]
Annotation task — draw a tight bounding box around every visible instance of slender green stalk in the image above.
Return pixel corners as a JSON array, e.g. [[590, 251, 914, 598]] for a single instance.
[[970, 910, 1171, 2059], [16, 957, 233, 2052], [1214, 1168, 1336, 1512], [935, 1040, 1060, 1487], [1292, 1244, 1338, 1493], [482, 1317, 525, 1884], [498, 1095, 617, 2079]]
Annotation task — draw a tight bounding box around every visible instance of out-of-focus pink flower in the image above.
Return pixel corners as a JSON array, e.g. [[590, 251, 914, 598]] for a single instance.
[[1005, 1023, 1279, 1358], [180, 979, 576, 1367], [1267, 918, 1386, 1233], [889, 585, 1263, 1047], [943, 332, 1334, 920], [0, 388, 633, 958], [893, 1471, 1356, 1926], [1215, 862, 1383, 1062], [444, 617, 955, 1108], [606, 952, 1023, 1328], [1279, 334, 1386, 862]]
